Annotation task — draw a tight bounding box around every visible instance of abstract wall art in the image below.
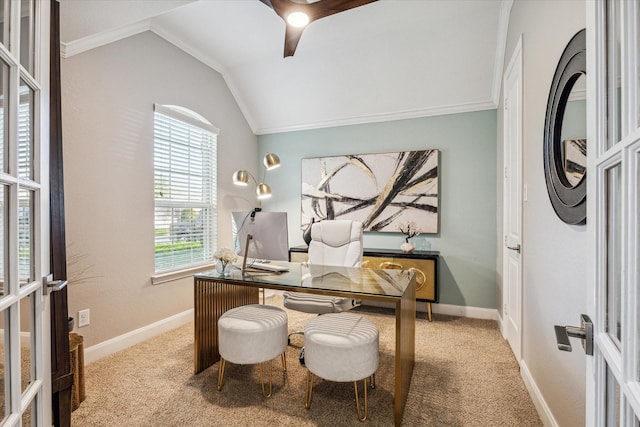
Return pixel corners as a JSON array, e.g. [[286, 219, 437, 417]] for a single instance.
[[301, 150, 439, 233]]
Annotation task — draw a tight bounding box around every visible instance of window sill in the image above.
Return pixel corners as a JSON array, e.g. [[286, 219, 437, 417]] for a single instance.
[[151, 263, 216, 285]]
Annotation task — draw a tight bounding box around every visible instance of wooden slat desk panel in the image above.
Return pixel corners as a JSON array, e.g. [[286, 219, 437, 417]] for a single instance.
[[290, 246, 439, 320]]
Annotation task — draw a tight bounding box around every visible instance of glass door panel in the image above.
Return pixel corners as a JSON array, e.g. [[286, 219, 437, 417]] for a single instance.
[[18, 79, 33, 181], [0, 1, 8, 49], [19, 0, 34, 76], [0, 58, 8, 173], [0, 310, 6, 423], [606, 163, 622, 346], [19, 295, 33, 394], [606, 0, 622, 148], [0, 185, 6, 298], [606, 366, 621, 426], [18, 189, 33, 286]]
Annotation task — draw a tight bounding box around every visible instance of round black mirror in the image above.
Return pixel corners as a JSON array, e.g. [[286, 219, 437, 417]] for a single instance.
[[560, 74, 586, 188], [543, 29, 586, 225]]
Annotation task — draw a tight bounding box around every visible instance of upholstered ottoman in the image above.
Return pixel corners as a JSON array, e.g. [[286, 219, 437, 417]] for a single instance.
[[217, 304, 288, 397], [303, 312, 379, 421]]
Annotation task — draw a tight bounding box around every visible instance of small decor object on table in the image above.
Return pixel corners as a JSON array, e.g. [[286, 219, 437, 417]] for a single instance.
[[398, 221, 421, 253], [214, 248, 237, 277]]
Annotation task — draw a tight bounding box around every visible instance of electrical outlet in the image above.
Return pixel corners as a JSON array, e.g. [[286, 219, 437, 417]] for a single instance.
[[78, 309, 90, 327]]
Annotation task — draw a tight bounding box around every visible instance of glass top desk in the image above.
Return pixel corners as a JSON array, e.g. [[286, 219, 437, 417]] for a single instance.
[[194, 262, 416, 427]]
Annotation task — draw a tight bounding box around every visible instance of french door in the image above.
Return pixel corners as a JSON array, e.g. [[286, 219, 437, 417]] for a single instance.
[[0, 1, 51, 425], [586, 0, 640, 425]]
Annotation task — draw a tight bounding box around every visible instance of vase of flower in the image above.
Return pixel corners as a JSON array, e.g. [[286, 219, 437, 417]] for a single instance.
[[214, 248, 237, 277], [398, 221, 421, 253], [400, 240, 415, 253]]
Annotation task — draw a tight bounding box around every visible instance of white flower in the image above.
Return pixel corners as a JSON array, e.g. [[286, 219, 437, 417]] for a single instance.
[[214, 248, 237, 264], [398, 221, 421, 240]]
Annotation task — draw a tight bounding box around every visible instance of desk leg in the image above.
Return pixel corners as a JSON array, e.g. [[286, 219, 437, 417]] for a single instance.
[[194, 278, 259, 374], [395, 279, 416, 426]]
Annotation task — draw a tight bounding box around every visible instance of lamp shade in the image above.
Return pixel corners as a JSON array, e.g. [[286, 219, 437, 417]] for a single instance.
[[263, 153, 281, 171], [256, 183, 272, 200], [232, 169, 250, 186]]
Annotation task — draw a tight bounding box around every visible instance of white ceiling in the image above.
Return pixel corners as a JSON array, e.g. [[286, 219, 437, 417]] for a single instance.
[[59, 0, 512, 135]]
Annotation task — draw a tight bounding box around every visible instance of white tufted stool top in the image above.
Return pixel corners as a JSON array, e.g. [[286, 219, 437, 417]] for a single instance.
[[304, 312, 379, 382], [218, 304, 288, 365]]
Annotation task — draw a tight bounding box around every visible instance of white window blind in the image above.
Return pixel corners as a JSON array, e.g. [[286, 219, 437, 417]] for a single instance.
[[153, 105, 218, 273]]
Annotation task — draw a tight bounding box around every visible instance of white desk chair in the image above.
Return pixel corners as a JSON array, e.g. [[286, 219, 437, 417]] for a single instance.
[[283, 220, 363, 359]]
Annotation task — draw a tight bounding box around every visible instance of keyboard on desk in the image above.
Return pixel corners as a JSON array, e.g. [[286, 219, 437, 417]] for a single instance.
[[245, 261, 289, 272]]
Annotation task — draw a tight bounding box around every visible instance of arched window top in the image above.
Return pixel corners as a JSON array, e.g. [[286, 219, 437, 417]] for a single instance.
[[154, 104, 219, 135]]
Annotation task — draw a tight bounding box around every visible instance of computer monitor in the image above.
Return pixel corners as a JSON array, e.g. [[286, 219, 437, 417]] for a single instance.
[[231, 211, 289, 261]]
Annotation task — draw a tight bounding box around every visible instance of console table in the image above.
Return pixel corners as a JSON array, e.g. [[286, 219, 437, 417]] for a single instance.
[[290, 246, 439, 320]]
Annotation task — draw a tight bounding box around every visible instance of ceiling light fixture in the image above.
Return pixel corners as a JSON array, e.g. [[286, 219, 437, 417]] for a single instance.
[[286, 11, 310, 28]]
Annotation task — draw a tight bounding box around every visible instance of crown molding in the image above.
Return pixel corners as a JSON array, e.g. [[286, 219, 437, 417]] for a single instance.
[[254, 99, 498, 135], [491, 0, 514, 106], [149, 21, 225, 74], [61, 19, 152, 59]]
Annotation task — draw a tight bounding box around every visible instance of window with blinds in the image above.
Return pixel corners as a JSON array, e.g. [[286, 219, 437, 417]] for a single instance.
[[153, 105, 218, 273]]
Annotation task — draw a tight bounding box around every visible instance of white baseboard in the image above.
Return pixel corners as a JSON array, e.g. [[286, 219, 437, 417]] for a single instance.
[[520, 360, 558, 427], [362, 300, 499, 321], [84, 309, 193, 365], [431, 302, 499, 320]]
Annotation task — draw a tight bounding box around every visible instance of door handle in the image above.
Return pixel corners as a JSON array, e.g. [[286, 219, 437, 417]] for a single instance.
[[554, 314, 593, 356], [43, 274, 68, 295], [506, 244, 521, 253]]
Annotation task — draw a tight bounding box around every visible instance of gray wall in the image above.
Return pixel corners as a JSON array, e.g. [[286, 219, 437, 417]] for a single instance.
[[61, 32, 258, 346], [499, 1, 586, 425], [258, 110, 498, 309]]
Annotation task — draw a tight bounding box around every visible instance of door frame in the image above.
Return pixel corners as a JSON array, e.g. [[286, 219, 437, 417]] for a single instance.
[[501, 34, 523, 362]]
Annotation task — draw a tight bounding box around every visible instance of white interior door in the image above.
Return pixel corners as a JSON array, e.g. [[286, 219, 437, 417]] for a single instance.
[[502, 35, 523, 362], [0, 1, 51, 425], [585, 1, 640, 425]]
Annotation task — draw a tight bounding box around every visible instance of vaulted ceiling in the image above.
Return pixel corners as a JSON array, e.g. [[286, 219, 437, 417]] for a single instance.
[[60, 0, 512, 135]]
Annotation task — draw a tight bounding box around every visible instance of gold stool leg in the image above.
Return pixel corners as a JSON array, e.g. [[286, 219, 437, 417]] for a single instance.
[[259, 361, 273, 398], [427, 302, 432, 322], [305, 371, 314, 409], [281, 352, 287, 372], [354, 378, 368, 421], [370, 373, 376, 389], [217, 358, 226, 391]]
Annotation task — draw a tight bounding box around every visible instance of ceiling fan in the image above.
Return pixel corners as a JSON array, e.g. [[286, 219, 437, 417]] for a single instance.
[[259, 0, 378, 57]]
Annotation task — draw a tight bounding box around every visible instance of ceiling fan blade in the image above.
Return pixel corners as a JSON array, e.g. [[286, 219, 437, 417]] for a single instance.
[[307, 0, 378, 21], [284, 25, 305, 57], [259, 0, 378, 57]]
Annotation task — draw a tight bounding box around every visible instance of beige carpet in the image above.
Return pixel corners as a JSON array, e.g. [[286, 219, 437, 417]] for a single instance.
[[71, 297, 541, 426]]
